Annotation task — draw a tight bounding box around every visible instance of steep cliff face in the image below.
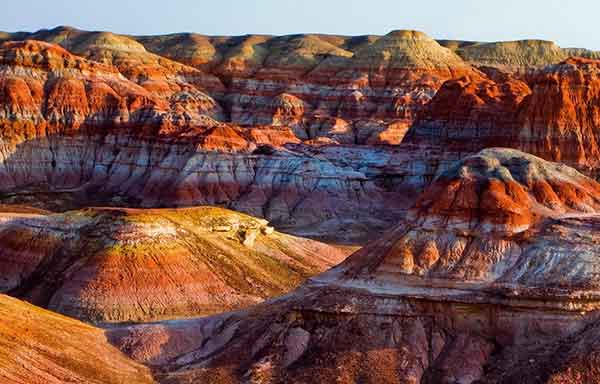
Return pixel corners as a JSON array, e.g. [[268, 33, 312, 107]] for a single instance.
[[408, 57, 600, 178], [0, 206, 349, 323], [0, 294, 154, 384], [109, 149, 600, 383], [516, 58, 600, 168], [407, 71, 531, 148]]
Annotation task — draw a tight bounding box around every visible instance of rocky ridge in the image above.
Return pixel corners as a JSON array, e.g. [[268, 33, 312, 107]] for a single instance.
[[0, 206, 349, 323]]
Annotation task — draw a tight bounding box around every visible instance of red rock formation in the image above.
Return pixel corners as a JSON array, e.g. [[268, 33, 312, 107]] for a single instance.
[[25, 27, 470, 144], [410, 57, 600, 173], [0, 31, 477, 242], [4, 27, 600, 242], [0, 39, 163, 134], [335, 148, 600, 289], [4, 25, 600, 383], [410, 71, 531, 148], [0, 39, 398, 243], [4, 26, 600, 152], [517, 57, 600, 168], [0, 39, 227, 139], [0, 206, 350, 323]]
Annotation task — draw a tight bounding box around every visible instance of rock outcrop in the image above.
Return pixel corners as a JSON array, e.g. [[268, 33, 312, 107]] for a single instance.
[[329, 148, 600, 301], [516, 57, 600, 168], [1, 27, 475, 144], [0, 294, 154, 384], [409, 57, 600, 173], [109, 149, 600, 383], [454, 40, 569, 70], [0, 206, 349, 323], [440, 38, 600, 71], [0, 39, 224, 134]]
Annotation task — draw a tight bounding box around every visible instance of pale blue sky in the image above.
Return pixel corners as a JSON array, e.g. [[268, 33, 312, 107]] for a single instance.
[[3, 0, 600, 49]]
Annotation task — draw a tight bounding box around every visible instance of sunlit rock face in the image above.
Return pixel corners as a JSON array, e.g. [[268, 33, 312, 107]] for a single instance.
[[109, 149, 600, 384], [0, 294, 154, 384], [0, 36, 432, 243], [0, 28, 474, 145], [408, 57, 600, 174], [0, 206, 350, 323]]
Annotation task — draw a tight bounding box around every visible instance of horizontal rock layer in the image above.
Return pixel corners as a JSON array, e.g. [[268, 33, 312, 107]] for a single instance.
[[323, 149, 600, 306], [1, 29, 600, 232], [2, 29, 600, 244], [110, 279, 593, 384]]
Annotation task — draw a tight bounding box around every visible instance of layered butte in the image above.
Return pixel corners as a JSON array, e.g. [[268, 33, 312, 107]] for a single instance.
[[110, 149, 600, 383], [410, 57, 600, 171], [0, 206, 349, 323], [324, 148, 600, 306]]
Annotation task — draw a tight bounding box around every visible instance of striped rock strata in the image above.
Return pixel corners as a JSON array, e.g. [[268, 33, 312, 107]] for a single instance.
[[4, 29, 600, 245], [0, 206, 349, 323]]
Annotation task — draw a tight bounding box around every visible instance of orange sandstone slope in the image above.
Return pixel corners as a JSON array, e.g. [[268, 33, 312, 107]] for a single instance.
[[0, 294, 154, 384], [110, 148, 600, 384], [329, 147, 600, 292], [0, 39, 223, 136], [0, 206, 350, 323]]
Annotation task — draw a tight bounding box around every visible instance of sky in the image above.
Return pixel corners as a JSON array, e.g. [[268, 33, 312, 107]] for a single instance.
[[3, 0, 600, 50]]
